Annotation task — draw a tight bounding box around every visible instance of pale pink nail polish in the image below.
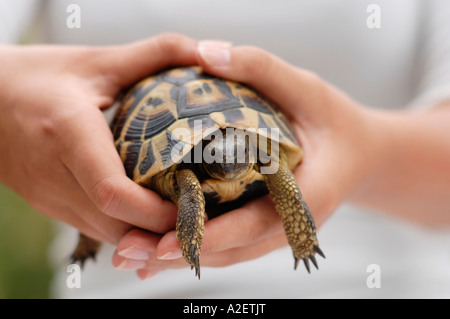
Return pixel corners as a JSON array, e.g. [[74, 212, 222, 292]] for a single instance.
[[157, 249, 183, 260], [198, 40, 232, 67], [116, 259, 146, 270], [118, 246, 150, 260]]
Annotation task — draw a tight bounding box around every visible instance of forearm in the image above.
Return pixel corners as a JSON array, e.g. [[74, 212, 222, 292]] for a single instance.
[[349, 102, 450, 226]]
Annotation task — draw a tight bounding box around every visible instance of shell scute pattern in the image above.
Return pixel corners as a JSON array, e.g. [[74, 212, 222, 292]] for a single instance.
[[111, 67, 302, 184]]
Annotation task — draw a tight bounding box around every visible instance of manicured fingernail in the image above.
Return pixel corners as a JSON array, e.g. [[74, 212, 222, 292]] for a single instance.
[[157, 249, 183, 260], [118, 246, 150, 260], [198, 40, 232, 67], [116, 259, 146, 270]]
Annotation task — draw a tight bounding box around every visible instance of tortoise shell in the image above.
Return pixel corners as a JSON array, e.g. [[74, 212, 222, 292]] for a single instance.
[[111, 67, 302, 192]]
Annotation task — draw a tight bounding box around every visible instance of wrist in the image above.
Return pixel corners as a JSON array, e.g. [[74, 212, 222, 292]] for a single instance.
[[345, 106, 401, 204], [347, 104, 450, 224]]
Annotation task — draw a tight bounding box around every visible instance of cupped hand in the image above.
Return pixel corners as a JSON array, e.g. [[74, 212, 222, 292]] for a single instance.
[[113, 41, 382, 279], [0, 34, 198, 245]]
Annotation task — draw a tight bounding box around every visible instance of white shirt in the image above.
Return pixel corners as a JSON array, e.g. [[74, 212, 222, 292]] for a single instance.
[[2, 0, 450, 298]]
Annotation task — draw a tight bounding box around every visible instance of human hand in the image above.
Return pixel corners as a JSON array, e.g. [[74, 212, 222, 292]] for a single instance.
[[0, 34, 198, 245], [113, 41, 382, 279]]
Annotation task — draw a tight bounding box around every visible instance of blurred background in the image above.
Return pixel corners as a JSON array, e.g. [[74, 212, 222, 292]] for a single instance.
[[1, 0, 450, 299], [0, 184, 53, 298]]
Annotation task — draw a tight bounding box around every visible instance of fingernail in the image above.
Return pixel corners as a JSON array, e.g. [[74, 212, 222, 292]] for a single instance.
[[116, 259, 146, 270], [157, 249, 183, 260], [198, 40, 232, 67], [118, 246, 150, 260]]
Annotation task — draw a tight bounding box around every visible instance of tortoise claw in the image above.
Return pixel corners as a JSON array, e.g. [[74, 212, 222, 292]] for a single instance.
[[309, 255, 318, 270], [190, 244, 201, 279], [293, 245, 325, 273], [303, 258, 311, 274], [314, 245, 326, 259]]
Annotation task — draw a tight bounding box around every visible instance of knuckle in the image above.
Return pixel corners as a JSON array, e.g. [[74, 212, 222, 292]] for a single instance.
[[240, 46, 274, 78], [156, 32, 185, 43], [39, 115, 62, 139], [154, 32, 186, 57], [39, 108, 82, 139], [91, 176, 121, 217]]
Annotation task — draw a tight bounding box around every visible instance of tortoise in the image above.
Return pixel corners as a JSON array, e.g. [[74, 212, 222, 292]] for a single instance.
[[70, 66, 324, 278]]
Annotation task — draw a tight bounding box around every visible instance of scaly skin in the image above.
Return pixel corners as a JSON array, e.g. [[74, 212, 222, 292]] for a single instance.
[[71, 168, 206, 278], [148, 167, 206, 278], [263, 150, 325, 272], [70, 155, 323, 276], [174, 169, 206, 279]]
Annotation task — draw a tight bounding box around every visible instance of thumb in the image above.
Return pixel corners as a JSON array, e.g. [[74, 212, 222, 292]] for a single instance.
[[195, 41, 321, 120], [96, 33, 198, 88]]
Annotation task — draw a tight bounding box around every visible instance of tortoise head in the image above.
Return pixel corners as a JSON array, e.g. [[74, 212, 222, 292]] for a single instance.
[[203, 129, 254, 181]]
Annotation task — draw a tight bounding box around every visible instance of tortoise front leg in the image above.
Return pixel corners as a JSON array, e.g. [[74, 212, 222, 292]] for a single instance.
[[174, 169, 206, 279], [263, 151, 325, 273], [150, 168, 206, 278]]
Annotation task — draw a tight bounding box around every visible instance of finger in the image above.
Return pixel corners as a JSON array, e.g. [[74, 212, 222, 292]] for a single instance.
[[136, 268, 164, 280], [30, 174, 116, 244], [155, 196, 283, 258], [112, 250, 148, 271], [96, 33, 198, 88], [56, 205, 111, 244], [113, 197, 280, 263], [113, 232, 166, 279], [128, 232, 288, 272], [59, 107, 178, 233], [116, 228, 160, 259], [37, 161, 133, 244], [61, 182, 133, 244], [196, 42, 322, 120], [199, 231, 288, 268]]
